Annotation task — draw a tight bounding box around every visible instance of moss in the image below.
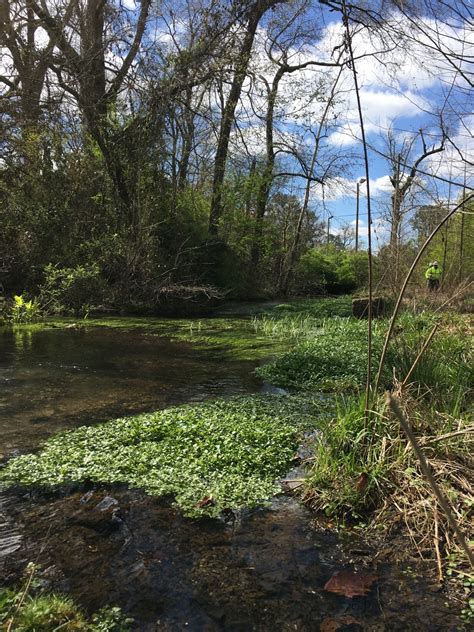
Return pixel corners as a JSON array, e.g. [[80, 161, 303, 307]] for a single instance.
[[0, 579, 131, 631]]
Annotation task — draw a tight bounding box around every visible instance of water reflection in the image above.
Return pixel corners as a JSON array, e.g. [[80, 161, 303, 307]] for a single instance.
[[0, 326, 262, 456]]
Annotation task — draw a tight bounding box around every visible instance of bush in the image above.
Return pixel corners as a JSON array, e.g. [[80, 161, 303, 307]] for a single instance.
[[38, 263, 108, 315], [294, 246, 370, 295]]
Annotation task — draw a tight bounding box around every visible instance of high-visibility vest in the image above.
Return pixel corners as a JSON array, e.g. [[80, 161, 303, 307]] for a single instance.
[[425, 266, 442, 280]]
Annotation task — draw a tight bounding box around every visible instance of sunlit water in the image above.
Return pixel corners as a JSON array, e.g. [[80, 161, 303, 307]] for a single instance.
[[0, 326, 261, 456]]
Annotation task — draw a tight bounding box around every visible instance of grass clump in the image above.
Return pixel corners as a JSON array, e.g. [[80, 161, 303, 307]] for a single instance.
[[0, 564, 131, 631], [304, 392, 473, 546], [303, 395, 399, 518], [0, 396, 331, 517]]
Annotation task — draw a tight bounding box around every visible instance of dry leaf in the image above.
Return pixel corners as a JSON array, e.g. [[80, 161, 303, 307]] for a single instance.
[[355, 472, 368, 493], [195, 495, 215, 508], [323, 570, 378, 598]]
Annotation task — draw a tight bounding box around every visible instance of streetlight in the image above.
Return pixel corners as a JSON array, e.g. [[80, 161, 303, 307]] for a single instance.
[[327, 214, 333, 246], [355, 177, 366, 252]]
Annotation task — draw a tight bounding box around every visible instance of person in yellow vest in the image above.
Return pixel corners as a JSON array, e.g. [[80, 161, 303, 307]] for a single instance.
[[425, 261, 442, 291]]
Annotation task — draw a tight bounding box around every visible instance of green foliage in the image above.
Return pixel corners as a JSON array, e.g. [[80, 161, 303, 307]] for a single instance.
[[89, 607, 134, 632], [294, 246, 370, 294], [6, 593, 87, 631], [9, 294, 41, 323], [0, 586, 132, 632], [256, 318, 392, 391], [393, 312, 473, 411], [39, 264, 108, 315], [0, 396, 331, 517], [255, 308, 472, 409]]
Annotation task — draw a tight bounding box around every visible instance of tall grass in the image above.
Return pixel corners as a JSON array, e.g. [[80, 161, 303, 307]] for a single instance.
[[304, 394, 404, 519], [254, 307, 473, 410], [304, 391, 473, 547]]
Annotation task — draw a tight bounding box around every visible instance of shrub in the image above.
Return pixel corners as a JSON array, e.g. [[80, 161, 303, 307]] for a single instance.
[[39, 263, 108, 315], [294, 246, 370, 295]]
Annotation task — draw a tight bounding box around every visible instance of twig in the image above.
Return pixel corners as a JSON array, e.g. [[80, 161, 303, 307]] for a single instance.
[[401, 324, 438, 388], [6, 564, 36, 632], [432, 281, 474, 314], [422, 427, 474, 445], [434, 506, 443, 582], [386, 392, 474, 568], [341, 0, 374, 419]]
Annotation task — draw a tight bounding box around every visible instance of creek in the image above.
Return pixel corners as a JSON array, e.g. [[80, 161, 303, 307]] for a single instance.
[[0, 319, 463, 631]]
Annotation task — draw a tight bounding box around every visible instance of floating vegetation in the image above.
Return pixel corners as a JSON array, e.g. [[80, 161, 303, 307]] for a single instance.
[[0, 396, 334, 517]]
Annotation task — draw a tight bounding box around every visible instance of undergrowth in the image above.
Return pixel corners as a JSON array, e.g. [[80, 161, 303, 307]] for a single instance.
[[256, 318, 393, 391], [303, 392, 473, 563], [0, 396, 333, 517], [255, 311, 472, 410]]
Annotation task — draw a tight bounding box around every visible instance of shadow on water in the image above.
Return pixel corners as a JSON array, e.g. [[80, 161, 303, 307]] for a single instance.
[[0, 323, 464, 630]]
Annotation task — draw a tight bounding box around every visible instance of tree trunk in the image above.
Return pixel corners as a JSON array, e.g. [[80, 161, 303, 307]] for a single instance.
[[251, 66, 284, 265], [208, 0, 281, 235]]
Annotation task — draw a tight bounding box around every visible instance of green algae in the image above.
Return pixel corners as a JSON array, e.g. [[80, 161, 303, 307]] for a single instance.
[[2, 315, 283, 360]]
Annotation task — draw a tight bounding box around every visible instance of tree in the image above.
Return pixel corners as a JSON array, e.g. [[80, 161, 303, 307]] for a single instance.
[[26, 0, 152, 211], [208, 0, 283, 235]]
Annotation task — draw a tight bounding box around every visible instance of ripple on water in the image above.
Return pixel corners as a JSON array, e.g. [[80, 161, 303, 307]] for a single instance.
[[0, 493, 22, 561]]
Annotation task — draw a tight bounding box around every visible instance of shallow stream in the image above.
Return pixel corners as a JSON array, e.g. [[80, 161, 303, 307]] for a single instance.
[[0, 319, 464, 630]]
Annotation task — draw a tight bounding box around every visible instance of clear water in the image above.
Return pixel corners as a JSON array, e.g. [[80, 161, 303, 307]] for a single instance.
[[0, 321, 463, 631]]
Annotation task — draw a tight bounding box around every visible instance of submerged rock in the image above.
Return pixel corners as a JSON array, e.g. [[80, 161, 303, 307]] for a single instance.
[[260, 383, 288, 395], [95, 496, 119, 512]]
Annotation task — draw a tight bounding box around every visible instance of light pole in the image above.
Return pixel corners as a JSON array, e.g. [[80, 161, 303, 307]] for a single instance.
[[327, 214, 333, 246], [355, 177, 366, 252]]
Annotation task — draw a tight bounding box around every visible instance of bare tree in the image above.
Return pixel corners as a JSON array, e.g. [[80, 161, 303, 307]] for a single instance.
[[208, 0, 284, 236]]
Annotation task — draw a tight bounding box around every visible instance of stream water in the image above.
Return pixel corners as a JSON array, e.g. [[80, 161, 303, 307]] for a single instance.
[[0, 321, 464, 631]]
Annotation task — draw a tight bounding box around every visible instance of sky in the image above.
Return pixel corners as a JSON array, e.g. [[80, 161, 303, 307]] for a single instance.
[[234, 1, 474, 247]]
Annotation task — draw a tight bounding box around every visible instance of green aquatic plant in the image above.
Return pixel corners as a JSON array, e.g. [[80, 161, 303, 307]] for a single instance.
[[256, 319, 392, 391], [255, 311, 472, 408], [0, 396, 332, 517]]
